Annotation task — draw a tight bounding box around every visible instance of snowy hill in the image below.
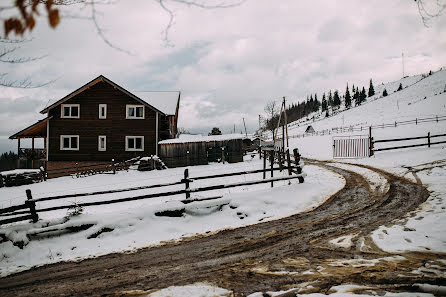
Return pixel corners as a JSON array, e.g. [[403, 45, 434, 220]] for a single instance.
[[286, 69, 446, 135]]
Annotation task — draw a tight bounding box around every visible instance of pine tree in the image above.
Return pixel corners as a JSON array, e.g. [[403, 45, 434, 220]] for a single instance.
[[383, 88, 388, 97], [368, 79, 375, 97], [360, 87, 367, 104], [397, 83, 403, 91], [354, 87, 360, 106], [333, 90, 341, 106], [313, 93, 320, 112], [321, 93, 327, 112], [328, 90, 333, 107], [345, 83, 352, 109]]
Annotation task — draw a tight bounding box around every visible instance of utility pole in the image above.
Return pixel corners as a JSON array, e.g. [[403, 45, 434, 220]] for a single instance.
[[242, 118, 248, 137]]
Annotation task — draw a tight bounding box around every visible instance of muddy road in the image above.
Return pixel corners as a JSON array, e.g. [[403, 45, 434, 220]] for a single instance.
[[1, 161, 444, 296]]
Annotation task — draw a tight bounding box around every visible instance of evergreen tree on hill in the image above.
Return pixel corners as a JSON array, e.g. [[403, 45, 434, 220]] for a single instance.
[[333, 90, 341, 106], [383, 88, 388, 97], [321, 93, 327, 112], [360, 87, 367, 104], [368, 79, 375, 97], [397, 82, 403, 91], [345, 83, 352, 109], [328, 90, 333, 107]]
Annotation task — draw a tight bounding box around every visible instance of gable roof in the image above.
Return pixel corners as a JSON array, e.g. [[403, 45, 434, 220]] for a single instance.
[[40, 75, 180, 116], [133, 91, 180, 116]]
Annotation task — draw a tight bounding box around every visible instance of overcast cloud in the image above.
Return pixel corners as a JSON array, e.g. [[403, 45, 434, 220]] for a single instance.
[[0, 0, 445, 153]]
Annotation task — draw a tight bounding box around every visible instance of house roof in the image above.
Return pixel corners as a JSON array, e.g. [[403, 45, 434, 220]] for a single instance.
[[9, 117, 52, 139], [133, 91, 180, 116], [40, 75, 180, 116]]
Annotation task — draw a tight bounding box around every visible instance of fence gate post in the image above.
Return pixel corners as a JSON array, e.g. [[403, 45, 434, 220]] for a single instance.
[[428, 132, 431, 147], [0, 174, 3, 188], [25, 189, 38, 223], [263, 151, 267, 179], [270, 151, 274, 188], [369, 126, 374, 157], [183, 169, 191, 199]]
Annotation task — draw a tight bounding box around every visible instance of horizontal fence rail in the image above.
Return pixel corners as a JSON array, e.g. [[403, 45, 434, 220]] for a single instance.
[[373, 132, 446, 153], [0, 151, 303, 225], [287, 115, 446, 139]]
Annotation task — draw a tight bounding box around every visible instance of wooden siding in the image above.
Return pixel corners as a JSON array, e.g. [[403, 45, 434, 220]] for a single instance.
[[48, 81, 170, 162], [159, 139, 244, 168]]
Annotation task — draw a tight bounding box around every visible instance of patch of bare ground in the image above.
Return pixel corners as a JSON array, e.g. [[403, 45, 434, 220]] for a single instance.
[[1, 161, 444, 297]]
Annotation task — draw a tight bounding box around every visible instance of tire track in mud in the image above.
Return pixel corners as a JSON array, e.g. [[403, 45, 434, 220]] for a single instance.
[[0, 161, 443, 297]]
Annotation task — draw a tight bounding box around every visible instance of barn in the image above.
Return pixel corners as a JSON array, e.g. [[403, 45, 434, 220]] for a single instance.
[[159, 134, 245, 168]]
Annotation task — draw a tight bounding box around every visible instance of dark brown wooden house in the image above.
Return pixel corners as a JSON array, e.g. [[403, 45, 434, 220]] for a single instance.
[[10, 75, 180, 174]]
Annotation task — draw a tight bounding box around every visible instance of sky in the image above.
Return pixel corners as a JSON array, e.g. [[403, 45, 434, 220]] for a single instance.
[[0, 0, 445, 153]]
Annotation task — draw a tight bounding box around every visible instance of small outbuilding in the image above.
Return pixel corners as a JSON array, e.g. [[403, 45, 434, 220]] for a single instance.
[[158, 134, 245, 168], [305, 125, 315, 133]]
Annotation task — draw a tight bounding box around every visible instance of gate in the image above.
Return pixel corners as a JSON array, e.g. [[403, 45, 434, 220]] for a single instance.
[[333, 135, 370, 158]]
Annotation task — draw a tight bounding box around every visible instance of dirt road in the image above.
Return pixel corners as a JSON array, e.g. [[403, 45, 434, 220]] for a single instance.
[[1, 161, 444, 296]]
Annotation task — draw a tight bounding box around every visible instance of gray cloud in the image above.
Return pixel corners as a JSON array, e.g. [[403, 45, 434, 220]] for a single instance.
[[1, 0, 445, 153]]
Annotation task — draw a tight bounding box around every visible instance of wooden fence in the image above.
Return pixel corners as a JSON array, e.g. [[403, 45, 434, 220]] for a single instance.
[[0, 151, 304, 226], [290, 115, 446, 139], [333, 135, 370, 159], [373, 132, 446, 153]]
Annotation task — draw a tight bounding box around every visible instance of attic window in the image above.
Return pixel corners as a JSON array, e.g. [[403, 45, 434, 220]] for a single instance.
[[99, 104, 107, 119], [61, 104, 80, 118], [126, 105, 144, 119]]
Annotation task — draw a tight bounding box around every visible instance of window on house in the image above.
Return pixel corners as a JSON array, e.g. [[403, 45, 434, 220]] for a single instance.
[[99, 104, 107, 119], [61, 104, 80, 118], [98, 135, 106, 151], [60, 135, 79, 150], [125, 136, 144, 151], [126, 105, 144, 119]]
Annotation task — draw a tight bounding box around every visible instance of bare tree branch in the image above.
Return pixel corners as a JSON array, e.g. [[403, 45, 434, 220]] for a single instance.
[[415, 0, 446, 26]]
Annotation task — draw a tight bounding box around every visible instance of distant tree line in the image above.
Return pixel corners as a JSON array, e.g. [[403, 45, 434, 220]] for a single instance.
[[0, 151, 18, 172], [263, 78, 376, 131]]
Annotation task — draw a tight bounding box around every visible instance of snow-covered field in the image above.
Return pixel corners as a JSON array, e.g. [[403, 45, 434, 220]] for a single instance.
[[0, 157, 344, 276]]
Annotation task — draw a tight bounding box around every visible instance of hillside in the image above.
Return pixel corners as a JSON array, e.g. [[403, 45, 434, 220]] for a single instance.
[[286, 69, 446, 135]]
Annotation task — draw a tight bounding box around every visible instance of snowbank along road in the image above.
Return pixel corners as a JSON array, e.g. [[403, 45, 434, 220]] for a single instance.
[[0, 159, 444, 296]]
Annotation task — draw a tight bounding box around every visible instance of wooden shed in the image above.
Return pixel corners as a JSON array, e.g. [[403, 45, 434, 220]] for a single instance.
[[159, 134, 245, 168]]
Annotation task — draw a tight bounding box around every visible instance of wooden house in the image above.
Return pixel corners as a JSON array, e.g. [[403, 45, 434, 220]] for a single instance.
[[9, 75, 180, 175]]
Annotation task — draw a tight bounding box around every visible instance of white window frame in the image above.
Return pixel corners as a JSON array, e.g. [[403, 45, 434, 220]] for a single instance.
[[125, 136, 144, 151], [126, 105, 145, 119], [99, 104, 107, 119], [98, 135, 107, 151], [60, 135, 79, 151], [61, 104, 80, 119]]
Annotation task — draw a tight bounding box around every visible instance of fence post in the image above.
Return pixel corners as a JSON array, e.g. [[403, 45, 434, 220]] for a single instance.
[[183, 169, 190, 199], [263, 151, 267, 179], [112, 159, 116, 174], [416, 118, 417, 125], [0, 174, 3, 188], [395, 121, 397, 127], [436, 115, 438, 123], [270, 151, 274, 188], [369, 126, 374, 157], [25, 189, 38, 223], [278, 151, 283, 172], [428, 132, 431, 148], [286, 149, 292, 176], [221, 147, 225, 164]]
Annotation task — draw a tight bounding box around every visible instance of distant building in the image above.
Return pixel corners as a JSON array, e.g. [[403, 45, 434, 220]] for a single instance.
[[305, 125, 315, 133]]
